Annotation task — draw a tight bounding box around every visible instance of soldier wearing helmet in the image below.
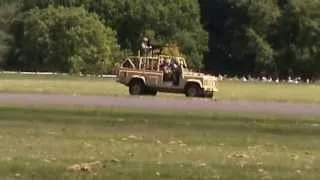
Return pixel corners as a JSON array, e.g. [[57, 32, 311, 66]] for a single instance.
[[141, 37, 152, 56]]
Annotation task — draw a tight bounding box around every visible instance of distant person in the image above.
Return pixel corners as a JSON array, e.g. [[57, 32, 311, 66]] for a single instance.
[[141, 37, 152, 56]]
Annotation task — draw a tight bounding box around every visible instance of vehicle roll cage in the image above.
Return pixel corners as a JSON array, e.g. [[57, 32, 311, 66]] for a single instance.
[[120, 55, 188, 72]]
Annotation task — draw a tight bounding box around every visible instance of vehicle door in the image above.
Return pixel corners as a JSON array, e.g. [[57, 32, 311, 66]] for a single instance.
[[143, 57, 163, 87]]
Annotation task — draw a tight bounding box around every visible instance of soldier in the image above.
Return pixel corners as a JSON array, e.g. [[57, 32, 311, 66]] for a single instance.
[[162, 58, 173, 81], [141, 37, 152, 56], [159, 57, 166, 71], [170, 58, 181, 85]]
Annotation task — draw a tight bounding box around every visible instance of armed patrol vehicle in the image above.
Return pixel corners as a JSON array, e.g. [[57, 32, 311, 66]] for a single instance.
[[116, 46, 218, 98]]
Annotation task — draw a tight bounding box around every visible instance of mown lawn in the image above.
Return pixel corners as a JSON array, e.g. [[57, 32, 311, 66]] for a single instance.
[[1, 73, 320, 103], [0, 106, 319, 180]]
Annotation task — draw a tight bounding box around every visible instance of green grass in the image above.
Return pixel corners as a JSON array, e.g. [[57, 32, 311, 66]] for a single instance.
[[0, 106, 319, 180], [217, 81, 320, 103], [1, 73, 320, 103]]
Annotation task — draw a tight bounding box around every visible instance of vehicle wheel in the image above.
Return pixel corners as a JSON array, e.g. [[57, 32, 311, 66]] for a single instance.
[[205, 92, 214, 98], [149, 89, 158, 96], [129, 80, 145, 95], [144, 88, 158, 96], [185, 84, 200, 97]]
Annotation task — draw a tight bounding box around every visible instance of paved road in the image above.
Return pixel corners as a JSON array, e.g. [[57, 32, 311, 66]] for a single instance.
[[1, 93, 320, 117]]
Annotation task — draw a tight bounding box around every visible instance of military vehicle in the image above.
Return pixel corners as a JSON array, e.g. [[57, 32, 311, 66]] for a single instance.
[[116, 46, 218, 98]]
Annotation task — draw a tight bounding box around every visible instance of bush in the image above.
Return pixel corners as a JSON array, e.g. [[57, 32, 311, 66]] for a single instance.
[[9, 6, 121, 74]]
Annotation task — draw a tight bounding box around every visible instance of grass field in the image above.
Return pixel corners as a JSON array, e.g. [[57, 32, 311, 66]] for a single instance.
[[1, 73, 320, 103], [0, 106, 319, 180]]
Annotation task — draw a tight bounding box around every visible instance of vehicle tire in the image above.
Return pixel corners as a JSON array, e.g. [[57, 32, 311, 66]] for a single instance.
[[129, 79, 145, 95], [185, 83, 200, 97], [205, 92, 214, 98], [144, 88, 158, 96], [149, 89, 158, 96], [153, 90, 158, 96]]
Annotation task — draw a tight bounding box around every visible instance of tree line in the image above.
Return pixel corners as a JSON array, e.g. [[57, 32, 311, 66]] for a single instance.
[[200, 0, 319, 80], [0, 0, 319, 79]]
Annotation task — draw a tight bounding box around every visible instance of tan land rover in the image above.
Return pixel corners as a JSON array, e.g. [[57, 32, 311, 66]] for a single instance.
[[116, 52, 218, 98]]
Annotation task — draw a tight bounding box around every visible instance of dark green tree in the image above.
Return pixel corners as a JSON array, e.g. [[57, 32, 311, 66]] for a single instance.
[[8, 6, 120, 74], [272, 0, 320, 79], [200, 0, 319, 79], [0, 1, 21, 67], [199, 0, 280, 76], [20, 0, 209, 69], [88, 0, 208, 69]]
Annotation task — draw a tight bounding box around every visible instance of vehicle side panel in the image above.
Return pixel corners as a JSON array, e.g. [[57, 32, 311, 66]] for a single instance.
[[118, 69, 145, 85], [143, 71, 163, 87]]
